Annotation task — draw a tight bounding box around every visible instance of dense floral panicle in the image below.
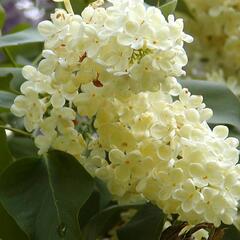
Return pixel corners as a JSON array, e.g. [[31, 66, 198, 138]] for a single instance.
[[10, 0, 240, 229], [37, 0, 192, 93], [182, 0, 240, 96], [79, 88, 240, 227]]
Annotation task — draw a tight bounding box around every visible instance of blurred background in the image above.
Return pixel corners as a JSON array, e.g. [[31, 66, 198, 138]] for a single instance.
[[1, 0, 54, 33]]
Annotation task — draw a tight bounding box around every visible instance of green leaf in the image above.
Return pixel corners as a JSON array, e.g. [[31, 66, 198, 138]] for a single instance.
[[8, 136, 38, 159], [0, 91, 16, 110], [79, 190, 101, 229], [0, 28, 43, 48], [223, 226, 240, 240], [71, 0, 90, 14], [180, 80, 240, 141], [0, 68, 25, 92], [0, 4, 5, 29], [0, 150, 94, 240], [79, 178, 112, 229], [9, 23, 31, 34], [160, 0, 178, 17], [144, 0, 158, 6], [95, 178, 112, 209], [144, 0, 167, 7], [83, 204, 142, 240], [0, 129, 13, 173], [0, 203, 28, 240], [0, 70, 12, 92], [176, 0, 194, 18], [0, 112, 24, 130], [54, 0, 90, 14], [82, 205, 123, 240], [117, 204, 166, 240]]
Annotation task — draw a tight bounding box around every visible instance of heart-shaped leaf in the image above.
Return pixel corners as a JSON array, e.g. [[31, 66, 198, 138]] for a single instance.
[[0, 150, 94, 240]]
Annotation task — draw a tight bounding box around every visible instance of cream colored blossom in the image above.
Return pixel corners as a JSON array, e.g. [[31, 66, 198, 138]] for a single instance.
[[10, 0, 240, 230], [11, 90, 46, 132], [39, 0, 192, 93]]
